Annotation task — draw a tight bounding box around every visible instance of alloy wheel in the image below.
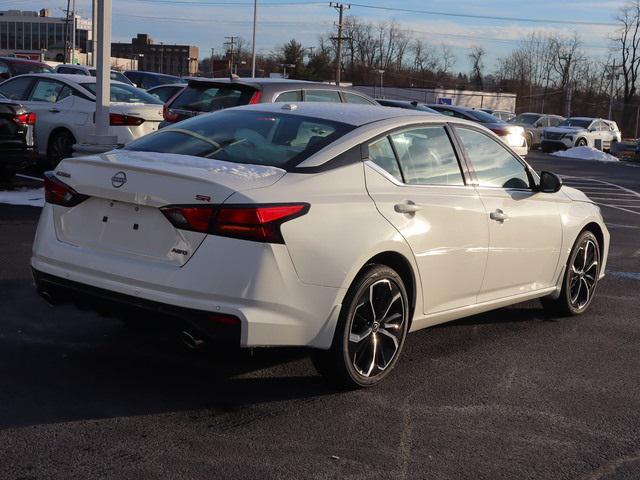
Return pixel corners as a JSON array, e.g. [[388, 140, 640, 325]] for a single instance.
[[348, 278, 406, 378], [568, 238, 599, 310]]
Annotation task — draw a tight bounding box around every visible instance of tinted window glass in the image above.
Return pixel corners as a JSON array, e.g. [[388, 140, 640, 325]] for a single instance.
[[368, 137, 402, 182], [305, 90, 341, 103], [0, 76, 33, 100], [558, 118, 591, 128], [150, 85, 182, 103], [171, 84, 256, 112], [467, 109, 502, 123], [391, 127, 463, 185], [509, 114, 540, 125], [124, 109, 354, 169], [456, 127, 530, 189], [549, 117, 562, 126], [57, 66, 79, 74], [275, 90, 302, 102], [344, 92, 374, 104], [29, 79, 66, 103], [80, 82, 162, 104], [12, 62, 53, 75], [0, 62, 8, 75]]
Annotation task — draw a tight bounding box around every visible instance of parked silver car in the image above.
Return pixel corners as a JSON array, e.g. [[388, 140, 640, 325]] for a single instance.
[[509, 113, 565, 149], [541, 117, 622, 152]]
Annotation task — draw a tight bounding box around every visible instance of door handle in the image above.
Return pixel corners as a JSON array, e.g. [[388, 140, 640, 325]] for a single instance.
[[48, 108, 60, 113], [394, 201, 422, 214], [490, 209, 508, 223]]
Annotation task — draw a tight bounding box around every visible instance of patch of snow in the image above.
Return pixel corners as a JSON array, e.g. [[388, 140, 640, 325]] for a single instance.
[[551, 146, 619, 162], [0, 188, 44, 207]]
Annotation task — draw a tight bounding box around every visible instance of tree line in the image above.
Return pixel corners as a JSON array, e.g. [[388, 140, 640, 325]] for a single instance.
[[199, 1, 640, 136]]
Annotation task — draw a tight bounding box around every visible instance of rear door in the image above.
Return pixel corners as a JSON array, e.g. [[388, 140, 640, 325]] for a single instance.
[[453, 125, 562, 302], [364, 124, 489, 315]]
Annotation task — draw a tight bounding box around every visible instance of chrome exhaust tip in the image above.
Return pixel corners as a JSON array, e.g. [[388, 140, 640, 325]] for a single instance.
[[38, 289, 56, 306], [181, 330, 205, 350]]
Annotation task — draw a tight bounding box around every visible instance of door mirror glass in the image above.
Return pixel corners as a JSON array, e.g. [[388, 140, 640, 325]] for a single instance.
[[539, 171, 562, 193]]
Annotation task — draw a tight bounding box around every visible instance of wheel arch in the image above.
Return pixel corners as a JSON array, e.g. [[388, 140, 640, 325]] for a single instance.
[[356, 250, 418, 325], [581, 221, 605, 256], [47, 126, 76, 150]]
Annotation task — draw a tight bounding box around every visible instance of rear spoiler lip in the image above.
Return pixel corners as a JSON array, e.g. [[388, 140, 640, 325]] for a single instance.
[[186, 79, 262, 90]]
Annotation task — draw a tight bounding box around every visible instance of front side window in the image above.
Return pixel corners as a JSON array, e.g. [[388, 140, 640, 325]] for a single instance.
[[456, 127, 530, 189], [0, 76, 33, 100], [124, 109, 354, 169], [304, 90, 342, 103], [29, 79, 67, 103], [12, 63, 53, 75], [390, 127, 464, 186], [368, 137, 403, 182]]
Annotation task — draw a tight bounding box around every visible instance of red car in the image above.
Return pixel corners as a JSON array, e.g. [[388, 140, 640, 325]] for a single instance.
[[0, 57, 54, 80]]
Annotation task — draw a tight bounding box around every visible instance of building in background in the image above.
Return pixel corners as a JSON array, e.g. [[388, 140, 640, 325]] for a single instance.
[[0, 9, 91, 62], [111, 34, 198, 76]]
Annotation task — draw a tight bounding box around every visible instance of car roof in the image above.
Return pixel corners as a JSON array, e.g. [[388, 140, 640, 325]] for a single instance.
[[231, 102, 441, 127], [568, 117, 597, 121], [186, 77, 350, 90], [14, 72, 129, 86], [0, 56, 48, 65], [124, 70, 180, 78], [148, 83, 185, 89]]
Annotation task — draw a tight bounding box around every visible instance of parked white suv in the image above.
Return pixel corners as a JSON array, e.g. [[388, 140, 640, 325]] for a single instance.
[[55, 64, 135, 86], [541, 117, 621, 152], [0, 73, 163, 167]]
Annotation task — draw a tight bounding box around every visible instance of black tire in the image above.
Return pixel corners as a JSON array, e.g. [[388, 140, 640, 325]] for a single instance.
[[47, 130, 76, 169], [576, 137, 588, 147], [312, 264, 410, 388], [541, 230, 601, 316], [526, 132, 534, 150]]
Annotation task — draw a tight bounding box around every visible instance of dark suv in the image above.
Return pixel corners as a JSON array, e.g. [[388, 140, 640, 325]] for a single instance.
[[161, 78, 376, 127], [0, 96, 36, 180], [123, 71, 186, 90], [0, 57, 53, 80]]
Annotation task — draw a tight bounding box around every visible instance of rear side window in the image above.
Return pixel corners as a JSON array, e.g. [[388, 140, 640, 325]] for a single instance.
[[275, 90, 302, 102], [12, 63, 53, 75], [58, 66, 81, 74], [390, 127, 464, 186], [29, 79, 67, 103], [124, 109, 354, 169], [368, 137, 403, 182], [344, 92, 374, 104], [171, 84, 256, 112], [304, 90, 341, 103], [80, 82, 162, 104], [0, 76, 33, 100]]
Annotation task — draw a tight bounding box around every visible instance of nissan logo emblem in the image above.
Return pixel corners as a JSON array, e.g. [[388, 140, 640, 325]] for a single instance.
[[111, 171, 127, 188]]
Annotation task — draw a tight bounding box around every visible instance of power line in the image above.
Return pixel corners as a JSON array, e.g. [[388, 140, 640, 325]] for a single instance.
[[347, 3, 618, 27], [125, 0, 324, 6]]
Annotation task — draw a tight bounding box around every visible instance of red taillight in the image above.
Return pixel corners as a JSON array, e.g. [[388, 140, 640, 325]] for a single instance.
[[110, 113, 145, 126], [163, 104, 180, 123], [43, 171, 89, 207], [160, 203, 309, 243], [248, 90, 262, 104], [207, 313, 240, 326], [13, 112, 36, 125]]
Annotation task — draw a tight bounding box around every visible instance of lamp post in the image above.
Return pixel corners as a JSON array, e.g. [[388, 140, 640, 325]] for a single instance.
[[376, 69, 385, 98], [251, 0, 257, 78]]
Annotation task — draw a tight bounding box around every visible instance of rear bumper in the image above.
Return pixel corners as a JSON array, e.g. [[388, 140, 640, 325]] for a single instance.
[[31, 204, 344, 349], [33, 269, 241, 344], [0, 147, 37, 172]]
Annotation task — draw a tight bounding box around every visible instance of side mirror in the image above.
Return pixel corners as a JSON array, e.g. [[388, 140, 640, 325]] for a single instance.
[[538, 171, 562, 193]]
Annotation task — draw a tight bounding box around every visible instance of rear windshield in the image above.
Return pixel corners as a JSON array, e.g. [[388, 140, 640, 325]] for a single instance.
[[467, 109, 503, 123], [170, 83, 256, 113], [559, 118, 591, 128], [12, 63, 54, 75], [80, 82, 162, 104], [124, 109, 355, 169]]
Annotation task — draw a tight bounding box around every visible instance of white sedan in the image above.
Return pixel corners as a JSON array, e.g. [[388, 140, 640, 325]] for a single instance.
[[541, 117, 622, 152], [0, 73, 163, 167], [32, 103, 609, 387]]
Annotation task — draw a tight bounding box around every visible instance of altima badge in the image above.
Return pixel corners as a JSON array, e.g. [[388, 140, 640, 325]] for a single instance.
[[111, 171, 127, 188]]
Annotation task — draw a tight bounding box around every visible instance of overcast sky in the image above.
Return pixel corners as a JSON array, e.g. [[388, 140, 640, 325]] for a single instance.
[[5, 0, 627, 72]]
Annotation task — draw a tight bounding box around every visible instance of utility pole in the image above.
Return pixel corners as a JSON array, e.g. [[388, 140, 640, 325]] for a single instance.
[[329, 2, 350, 86], [210, 48, 215, 77], [64, 0, 71, 63], [607, 60, 621, 120], [224, 36, 238, 77], [70, 0, 76, 64], [160, 42, 164, 73], [251, 0, 257, 77], [559, 54, 572, 118], [91, 0, 97, 66]]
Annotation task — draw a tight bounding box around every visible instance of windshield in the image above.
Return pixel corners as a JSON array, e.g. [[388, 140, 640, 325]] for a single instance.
[[81, 82, 162, 104], [171, 84, 257, 112], [558, 118, 591, 128], [124, 109, 355, 169], [467, 109, 503, 123], [13, 63, 54, 75], [509, 114, 540, 125]]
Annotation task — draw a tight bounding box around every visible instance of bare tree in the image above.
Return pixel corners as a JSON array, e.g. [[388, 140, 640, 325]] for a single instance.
[[614, 0, 640, 133], [469, 45, 485, 90]]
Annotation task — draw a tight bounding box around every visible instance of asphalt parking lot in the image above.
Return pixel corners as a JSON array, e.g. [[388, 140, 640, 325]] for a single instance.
[[1, 152, 639, 479]]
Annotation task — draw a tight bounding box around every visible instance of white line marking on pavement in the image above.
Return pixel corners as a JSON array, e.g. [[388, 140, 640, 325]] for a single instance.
[[609, 271, 640, 280], [15, 174, 44, 182], [562, 176, 640, 215]]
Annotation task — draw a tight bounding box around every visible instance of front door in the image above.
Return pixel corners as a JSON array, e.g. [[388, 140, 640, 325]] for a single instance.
[[364, 124, 489, 315], [454, 126, 563, 302]]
